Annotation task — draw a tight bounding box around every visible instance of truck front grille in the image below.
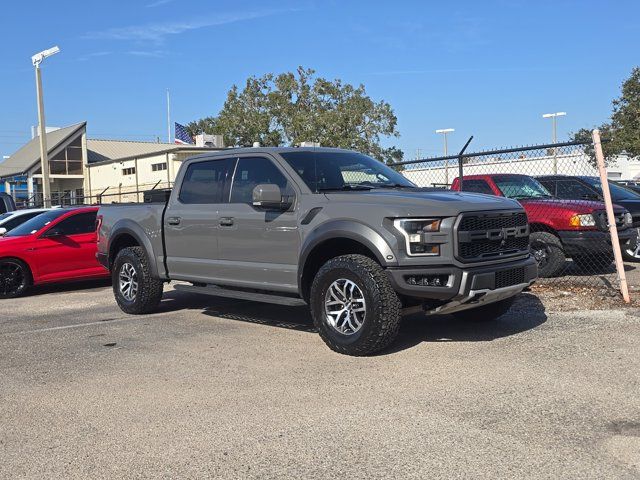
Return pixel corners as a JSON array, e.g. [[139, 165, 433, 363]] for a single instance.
[[593, 211, 628, 231], [457, 211, 530, 263]]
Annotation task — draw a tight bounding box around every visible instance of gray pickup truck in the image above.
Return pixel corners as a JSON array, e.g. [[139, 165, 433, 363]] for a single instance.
[[97, 147, 537, 355]]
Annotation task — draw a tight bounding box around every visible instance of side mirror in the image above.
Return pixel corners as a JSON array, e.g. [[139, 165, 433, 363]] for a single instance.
[[0, 227, 6, 236], [252, 184, 291, 210], [41, 227, 64, 238]]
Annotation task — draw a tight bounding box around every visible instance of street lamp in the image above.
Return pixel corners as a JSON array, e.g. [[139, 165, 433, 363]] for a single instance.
[[436, 128, 455, 184], [542, 112, 566, 174], [31, 45, 60, 208]]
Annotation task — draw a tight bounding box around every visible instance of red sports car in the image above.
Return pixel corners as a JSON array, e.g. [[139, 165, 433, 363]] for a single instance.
[[0, 206, 109, 298]]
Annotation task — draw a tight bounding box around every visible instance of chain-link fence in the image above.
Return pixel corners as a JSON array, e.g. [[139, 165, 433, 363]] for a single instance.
[[391, 140, 640, 294]]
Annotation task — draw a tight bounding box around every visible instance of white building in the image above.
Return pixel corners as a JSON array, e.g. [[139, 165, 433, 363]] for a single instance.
[[0, 122, 221, 205]]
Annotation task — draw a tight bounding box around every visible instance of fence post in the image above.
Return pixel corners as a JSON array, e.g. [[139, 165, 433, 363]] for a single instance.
[[591, 129, 631, 303]]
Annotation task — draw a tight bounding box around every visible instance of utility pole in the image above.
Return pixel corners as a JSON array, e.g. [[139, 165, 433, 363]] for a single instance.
[[167, 89, 171, 143], [542, 112, 566, 174], [436, 128, 455, 184], [31, 46, 60, 208]]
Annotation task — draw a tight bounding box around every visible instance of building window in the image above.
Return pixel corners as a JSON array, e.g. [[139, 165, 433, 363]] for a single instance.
[[122, 167, 136, 175], [151, 162, 167, 172]]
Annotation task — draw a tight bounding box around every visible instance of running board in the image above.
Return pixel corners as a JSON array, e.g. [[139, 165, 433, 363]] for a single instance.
[[174, 283, 307, 306]]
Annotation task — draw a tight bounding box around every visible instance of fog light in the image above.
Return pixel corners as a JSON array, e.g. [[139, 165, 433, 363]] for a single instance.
[[405, 274, 449, 287]]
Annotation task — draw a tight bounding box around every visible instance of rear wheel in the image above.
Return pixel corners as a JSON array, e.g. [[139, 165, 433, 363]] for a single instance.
[[112, 246, 164, 314], [452, 297, 516, 322], [310, 254, 401, 356], [530, 231, 566, 277], [0, 259, 31, 299]]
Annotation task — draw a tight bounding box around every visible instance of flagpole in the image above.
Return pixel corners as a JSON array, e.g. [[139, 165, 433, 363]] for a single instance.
[[166, 88, 171, 143]]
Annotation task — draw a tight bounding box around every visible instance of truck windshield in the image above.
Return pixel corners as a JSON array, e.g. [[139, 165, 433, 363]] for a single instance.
[[581, 176, 640, 201], [5, 210, 66, 237], [493, 175, 552, 200], [279, 151, 416, 192]]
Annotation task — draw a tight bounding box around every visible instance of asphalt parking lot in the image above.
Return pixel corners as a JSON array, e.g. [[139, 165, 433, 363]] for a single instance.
[[1, 281, 640, 479]]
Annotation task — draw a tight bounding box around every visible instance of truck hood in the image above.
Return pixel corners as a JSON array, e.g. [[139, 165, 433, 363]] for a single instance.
[[323, 189, 522, 216], [518, 198, 625, 214]]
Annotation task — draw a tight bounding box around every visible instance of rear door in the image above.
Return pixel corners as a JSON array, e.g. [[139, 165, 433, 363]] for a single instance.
[[34, 211, 103, 281], [215, 155, 300, 292], [163, 157, 234, 282]]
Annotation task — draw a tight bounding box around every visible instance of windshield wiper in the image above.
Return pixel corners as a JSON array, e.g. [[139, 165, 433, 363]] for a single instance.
[[359, 181, 416, 189]]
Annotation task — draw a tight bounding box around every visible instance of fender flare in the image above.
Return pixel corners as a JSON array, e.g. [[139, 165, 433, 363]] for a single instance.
[[298, 220, 397, 291], [108, 219, 161, 278]]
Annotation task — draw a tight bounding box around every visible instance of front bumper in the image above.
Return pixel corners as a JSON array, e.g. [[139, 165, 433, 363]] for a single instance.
[[559, 229, 638, 256], [386, 255, 537, 312]]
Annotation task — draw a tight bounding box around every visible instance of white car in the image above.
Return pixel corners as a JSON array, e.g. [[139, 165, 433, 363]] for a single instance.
[[0, 209, 51, 236]]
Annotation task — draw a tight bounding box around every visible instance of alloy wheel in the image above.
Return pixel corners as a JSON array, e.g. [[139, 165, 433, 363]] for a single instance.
[[119, 262, 139, 301], [0, 261, 25, 296], [324, 278, 367, 335]]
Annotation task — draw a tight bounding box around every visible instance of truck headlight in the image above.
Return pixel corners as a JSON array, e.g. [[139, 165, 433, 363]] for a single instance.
[[394, 218, 441, 256], [569, 214, 596, 227], [624, 212, 633, 226]]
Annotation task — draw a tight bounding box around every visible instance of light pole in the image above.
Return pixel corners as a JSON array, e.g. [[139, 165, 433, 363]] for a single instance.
[[436, 128, 455, 184], [31, 46, 60, 208], [542, 112, 566, 174]]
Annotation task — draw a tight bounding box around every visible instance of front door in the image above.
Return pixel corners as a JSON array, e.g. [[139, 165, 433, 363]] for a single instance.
[[215, 156, 300, 292], [164, 157, 234, 283], [34, 211, 103, 281]]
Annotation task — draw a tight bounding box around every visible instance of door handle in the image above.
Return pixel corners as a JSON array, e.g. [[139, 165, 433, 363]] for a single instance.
[[219, 217, 234, 227], [167, 217, 181, 226]]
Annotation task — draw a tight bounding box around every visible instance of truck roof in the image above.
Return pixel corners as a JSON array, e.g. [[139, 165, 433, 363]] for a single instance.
[[182, 146, 355, 162]]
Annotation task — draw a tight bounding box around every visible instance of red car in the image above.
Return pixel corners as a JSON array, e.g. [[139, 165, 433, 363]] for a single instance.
[[0, 206, 109, 298], [451, 174, 637, 277]]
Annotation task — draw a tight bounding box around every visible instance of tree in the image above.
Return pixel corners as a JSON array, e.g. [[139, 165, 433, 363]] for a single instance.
[[572, 67, 640, 160], [187, 67, 403, 164]]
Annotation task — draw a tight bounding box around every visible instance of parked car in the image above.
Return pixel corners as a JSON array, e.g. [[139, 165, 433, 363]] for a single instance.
[[97, 147, 537, 356], [615, 180, 640, 194], [537, 175, 640, 262], [0, 208, 50, 236], [0, 206, 109, 298], [450, 174, 636, 277], [0, 193, 16, 214]]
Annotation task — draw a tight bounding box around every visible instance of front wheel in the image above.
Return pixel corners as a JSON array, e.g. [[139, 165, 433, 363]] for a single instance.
[[530, 231, 566, 278], [622, 240, 640, 263], [0, 259, 31, 299], [452, 297, 516, 322], [310, 254, 402, 356], [112, 246, 164, 314]]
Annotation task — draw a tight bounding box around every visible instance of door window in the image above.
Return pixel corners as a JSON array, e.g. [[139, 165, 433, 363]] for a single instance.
[[461, 179, 494, 195], [51, 212, 98, 236], [230, 157, 289, 204], [555, 179, 598, 199], [179, 158, 233, 204]]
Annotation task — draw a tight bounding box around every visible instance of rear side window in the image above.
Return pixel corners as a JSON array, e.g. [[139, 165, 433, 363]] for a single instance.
[[1, 212, 43, 231], [462, 180, 494, 195], [52, 212, 98, 236], [179, 158, 233, 204], [230, 157, 289, 204], [555, 179, 596, 199]]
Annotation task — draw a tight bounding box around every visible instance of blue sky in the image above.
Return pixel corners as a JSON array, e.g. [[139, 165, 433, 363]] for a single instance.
[[0, 0, 638, 160]]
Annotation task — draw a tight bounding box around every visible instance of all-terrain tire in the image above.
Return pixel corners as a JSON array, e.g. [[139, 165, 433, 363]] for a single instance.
[[451, 297, 516, 322], [530, 231, 566, 278], [310, 254, 402, 356], [112, 246, 164, 314], [572, 253, 614, 273], [0, 258, 31, 299]]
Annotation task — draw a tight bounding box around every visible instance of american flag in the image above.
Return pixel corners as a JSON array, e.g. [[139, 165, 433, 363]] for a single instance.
[[174, 122, 194, 145]]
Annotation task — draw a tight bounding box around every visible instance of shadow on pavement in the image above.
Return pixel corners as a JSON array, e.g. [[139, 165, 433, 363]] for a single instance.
[[26, 278, 112, 296], [159, 289, 547, 354]]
